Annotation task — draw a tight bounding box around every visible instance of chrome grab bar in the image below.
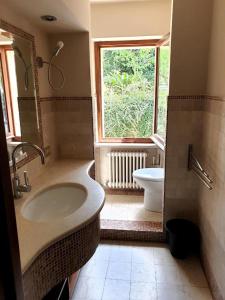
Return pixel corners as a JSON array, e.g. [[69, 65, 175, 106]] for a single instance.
[[188, 144, 213, 190]]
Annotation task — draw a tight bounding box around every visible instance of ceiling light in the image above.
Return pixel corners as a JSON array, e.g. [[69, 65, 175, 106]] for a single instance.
[[40, 15, 57, 22]]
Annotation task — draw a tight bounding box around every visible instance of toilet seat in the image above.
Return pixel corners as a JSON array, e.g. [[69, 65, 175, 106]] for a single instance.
[[133, 168, 164, 182]]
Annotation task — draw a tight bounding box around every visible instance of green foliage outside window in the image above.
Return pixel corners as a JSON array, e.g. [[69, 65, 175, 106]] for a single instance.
[[102, 46, 169, 139]]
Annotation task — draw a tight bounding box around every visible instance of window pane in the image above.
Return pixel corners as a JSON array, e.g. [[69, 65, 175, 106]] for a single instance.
[[0, 59, 10, 133], [157, 45, 170, 139], [101, 47, 155, 138]]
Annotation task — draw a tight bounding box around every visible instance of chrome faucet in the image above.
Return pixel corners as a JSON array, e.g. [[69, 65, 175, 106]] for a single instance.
[[12, 142, 45, 199]]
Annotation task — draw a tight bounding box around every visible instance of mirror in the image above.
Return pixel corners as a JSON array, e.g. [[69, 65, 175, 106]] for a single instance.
[[0, 21, 42, 164]]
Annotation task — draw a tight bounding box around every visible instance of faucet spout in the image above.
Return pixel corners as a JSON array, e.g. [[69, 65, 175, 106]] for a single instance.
[[11, 142, 45, 199], [12, 142, 45, 173]]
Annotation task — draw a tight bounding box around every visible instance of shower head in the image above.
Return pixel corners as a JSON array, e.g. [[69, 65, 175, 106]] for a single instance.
[[53, 41, 64, 57]]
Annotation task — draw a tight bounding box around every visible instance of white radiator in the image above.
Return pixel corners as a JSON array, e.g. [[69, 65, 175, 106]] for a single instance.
[[107, 151, 147, 189]]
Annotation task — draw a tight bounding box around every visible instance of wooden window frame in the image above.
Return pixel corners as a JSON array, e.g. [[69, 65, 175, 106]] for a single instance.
[[94, 39, 168, 144], [0, 46, 15, 138], [154, 36, 170, 139]]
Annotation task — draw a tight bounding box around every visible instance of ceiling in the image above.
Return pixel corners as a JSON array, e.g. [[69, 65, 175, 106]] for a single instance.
[[2, 0, 90, 33], [1, 0, 162, 33]]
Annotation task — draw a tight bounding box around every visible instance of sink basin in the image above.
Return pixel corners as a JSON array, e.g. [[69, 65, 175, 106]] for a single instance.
[[22, 183, 87, 222]]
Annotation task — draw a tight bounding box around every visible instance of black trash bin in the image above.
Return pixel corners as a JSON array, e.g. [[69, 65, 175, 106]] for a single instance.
[[166, 219, 200, 259]]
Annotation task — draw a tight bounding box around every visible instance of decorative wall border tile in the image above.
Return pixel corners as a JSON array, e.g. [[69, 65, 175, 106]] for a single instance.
[[206, 95, 225, 102], [17, 97, 36, 101], [168, 95, 206, 100], [168, 95, 225, 102], [39, 96, 92, 102]]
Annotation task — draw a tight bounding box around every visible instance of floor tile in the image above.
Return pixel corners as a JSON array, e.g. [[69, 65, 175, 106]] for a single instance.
[[153, 246, 177, 265], [72, 276, 105, 300], [102, 279, 130, 300], [80, 259, 108, 279], [73, 242, 212, 300], [106, 261, 131, 280], [157, 283, 187, 300], [92, 244, 111, 261], [132, 246, 155, 265], [131, 262, 156, 283], [109, 245, 132, 263], [155, 264, 182, 285], [101, 194, 162, 223], [130, 282, 157, 300], [184, 286, 213, 300], [178, 261, 208, 287]]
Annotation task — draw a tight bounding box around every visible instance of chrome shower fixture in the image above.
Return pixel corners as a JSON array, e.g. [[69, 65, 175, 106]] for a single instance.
[[36, 40, 65, 90], [53, 41, 64, 57]]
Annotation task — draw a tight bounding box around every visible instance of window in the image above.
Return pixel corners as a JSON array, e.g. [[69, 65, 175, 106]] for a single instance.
[[95, 39, 170, 143], [0, 46, 20, 138], [156, 41, 170, 140]]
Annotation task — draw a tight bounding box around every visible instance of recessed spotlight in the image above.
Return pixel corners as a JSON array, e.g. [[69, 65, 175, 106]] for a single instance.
[[40, 15, 57, 22]]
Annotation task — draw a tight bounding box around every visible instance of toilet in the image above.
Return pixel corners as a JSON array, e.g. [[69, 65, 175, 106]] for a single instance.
[[133, 168, 164, 212]]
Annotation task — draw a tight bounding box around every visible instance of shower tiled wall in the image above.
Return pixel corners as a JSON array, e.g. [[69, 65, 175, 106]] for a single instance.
[[54, 97, 94, 159], [198, 96, 225, 299], [164, 96, 204, 223], [39, 97, 94, 160], [165, 95, 225, 299]]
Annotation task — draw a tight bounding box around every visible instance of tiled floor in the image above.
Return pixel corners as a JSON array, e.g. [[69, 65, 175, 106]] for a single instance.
[[72, 241, 212, 300], [100, 194, 162, 223]]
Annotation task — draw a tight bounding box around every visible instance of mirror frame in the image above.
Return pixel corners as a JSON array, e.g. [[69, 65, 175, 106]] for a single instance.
[[0, 19, 44, 169]]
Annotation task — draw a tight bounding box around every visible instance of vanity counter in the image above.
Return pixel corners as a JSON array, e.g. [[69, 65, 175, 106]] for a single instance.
[[15, 159, 105, 273]]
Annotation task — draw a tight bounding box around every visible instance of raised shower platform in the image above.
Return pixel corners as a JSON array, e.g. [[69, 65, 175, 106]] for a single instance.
[[100, 193, 164, 242]]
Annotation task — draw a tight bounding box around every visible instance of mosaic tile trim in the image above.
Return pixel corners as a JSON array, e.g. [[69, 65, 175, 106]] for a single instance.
[[206, 95, 225, 102], [23, 216, 100, 300], [17, 97, 36, 101], [101, 228, 165, 242], [101, 219, 162, 231], [168, 95, 225, 102], [40, 97, 92, 102], [201, 250, 224, 300], [100, 219, 165, 242], [168, 95, 206, 100], [105, 188, 144, 196]]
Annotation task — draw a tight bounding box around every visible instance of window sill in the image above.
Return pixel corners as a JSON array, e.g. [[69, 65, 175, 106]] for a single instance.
[[94, 142, 158, 149]]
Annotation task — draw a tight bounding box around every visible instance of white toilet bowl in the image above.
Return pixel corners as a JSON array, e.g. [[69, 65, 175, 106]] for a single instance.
[[133, 168, 164, 212]]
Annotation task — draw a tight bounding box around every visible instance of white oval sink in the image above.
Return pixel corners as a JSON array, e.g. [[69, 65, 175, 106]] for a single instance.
[[22, 183, 87, 222]]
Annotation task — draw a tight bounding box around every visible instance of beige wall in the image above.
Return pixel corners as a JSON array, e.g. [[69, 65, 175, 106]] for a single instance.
[[166, 0, 225, 298], [198, 0, 225, 298], [169, 0, 212, 95], [49, 32, 92, 97], [91, 0, 171, 39], [49, 32, 94, 159], [207, 0, 225, 97], [165, 0, 212, 222]]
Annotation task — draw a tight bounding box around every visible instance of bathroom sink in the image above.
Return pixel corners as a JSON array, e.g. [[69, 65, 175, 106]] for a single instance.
[[22, 183, 87, 222]]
